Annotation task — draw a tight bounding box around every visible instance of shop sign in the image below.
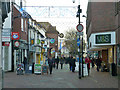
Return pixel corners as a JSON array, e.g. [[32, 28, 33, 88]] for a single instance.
[[96, 34, 111, 44], [2, 29, 11, 42], [2, 42, 10, 46], [31, 39, 34, 45], [41, 40, 45, 44], [37, 39, 40, 44], [34, 64, 41, 74], [11, 32, 19, 40]]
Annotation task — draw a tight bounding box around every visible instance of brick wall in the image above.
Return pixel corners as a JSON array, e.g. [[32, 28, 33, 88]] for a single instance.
[[46, 33, 58, 52], [13, 6, 28, 41], [87, 2, 116, 38]]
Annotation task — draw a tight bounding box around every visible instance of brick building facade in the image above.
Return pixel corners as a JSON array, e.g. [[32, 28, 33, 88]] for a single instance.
[[12, 5, 29, 71], [38, 22, 59, 58], [86, 2, 120, 74]]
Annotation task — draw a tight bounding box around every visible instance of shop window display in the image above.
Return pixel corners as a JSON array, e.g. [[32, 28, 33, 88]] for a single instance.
[[117, 45, 120, 66]]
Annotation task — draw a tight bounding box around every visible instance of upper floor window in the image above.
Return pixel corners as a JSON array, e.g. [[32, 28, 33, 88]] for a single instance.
[[21, 18, 24, 31], [25, 20, 27, 33]]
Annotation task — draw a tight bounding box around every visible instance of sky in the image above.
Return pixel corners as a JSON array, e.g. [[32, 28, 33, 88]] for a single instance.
[[25, 0, 88, 34]]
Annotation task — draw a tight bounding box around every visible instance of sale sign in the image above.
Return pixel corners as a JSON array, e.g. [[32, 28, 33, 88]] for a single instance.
[[11, 32, 19, 40]]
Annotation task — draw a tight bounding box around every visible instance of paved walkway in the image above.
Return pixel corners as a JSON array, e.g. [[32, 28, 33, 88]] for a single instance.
[[3, 64, 119, 88]]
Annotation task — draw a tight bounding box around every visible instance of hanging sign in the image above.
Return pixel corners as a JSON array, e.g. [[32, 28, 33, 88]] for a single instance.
[[11, 32, 19, 40], [50, 38, 55, 44]]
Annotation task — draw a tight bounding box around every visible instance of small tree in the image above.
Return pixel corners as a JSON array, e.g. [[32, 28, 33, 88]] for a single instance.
[[64, 28, 86, 57]]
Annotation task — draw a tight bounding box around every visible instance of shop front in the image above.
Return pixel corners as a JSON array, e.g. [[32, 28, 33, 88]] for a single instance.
[[13, 40, 28, 71], [88, 32, 117, 73], [117, 44, 120, 75]]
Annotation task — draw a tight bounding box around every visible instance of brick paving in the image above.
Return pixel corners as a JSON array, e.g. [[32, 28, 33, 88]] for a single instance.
[[3, 64, 119, 88]]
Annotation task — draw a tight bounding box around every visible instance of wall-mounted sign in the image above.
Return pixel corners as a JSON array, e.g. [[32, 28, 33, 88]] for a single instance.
[[50, 38, 55, 44], [11, 32, 19, 40], [37, 39, 40, 44], [2, 29, 11, 42], [41, 40, 45, 44], [31, 39, 34, 45], [96, 34, 111, 44]]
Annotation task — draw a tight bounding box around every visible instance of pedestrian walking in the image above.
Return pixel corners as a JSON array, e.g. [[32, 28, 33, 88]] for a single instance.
[[48, 57, 54, 74], [71, 57, 76, 72], [85, 56, 91, 76], [68, 56, 72, 71], [96, 57, 102, 72], [23, 57, 27, 71], [91, 58, 95, 68], [53, 56, 56, 68], [60, 57, 64, 69], [55, 56, 59, 69]]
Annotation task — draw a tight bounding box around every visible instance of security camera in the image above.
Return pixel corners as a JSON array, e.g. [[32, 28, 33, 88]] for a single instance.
[[72, 0, 75, 3]]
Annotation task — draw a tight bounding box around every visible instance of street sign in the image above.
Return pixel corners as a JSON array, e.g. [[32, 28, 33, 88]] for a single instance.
[[77, 38, 80, 46], [76, 24, 84, 32], [11, 32, 19, 40], [14, 41, 20, 47], [77, 32, 83, 36]]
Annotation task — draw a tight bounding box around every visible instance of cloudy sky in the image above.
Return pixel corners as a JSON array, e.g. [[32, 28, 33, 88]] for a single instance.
[[25, 0, 88, 34]]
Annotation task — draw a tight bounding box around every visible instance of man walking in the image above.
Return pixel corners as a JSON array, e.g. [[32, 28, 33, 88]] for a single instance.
[[56, 56, 59, 69], [60, 57, 64, 69], [48, 57, 54, 74], [71, 57, 76, 72]]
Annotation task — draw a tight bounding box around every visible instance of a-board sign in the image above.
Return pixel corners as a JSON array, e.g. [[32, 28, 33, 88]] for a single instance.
[[41, 65, 48, 74], [34, 64, 41, 74]]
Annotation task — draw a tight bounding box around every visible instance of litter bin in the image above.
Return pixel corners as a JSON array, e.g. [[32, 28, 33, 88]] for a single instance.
[[111, 63, 117, 76]]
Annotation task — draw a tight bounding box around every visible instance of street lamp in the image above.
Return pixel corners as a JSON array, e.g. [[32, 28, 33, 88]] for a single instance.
[[76, 4, 82, 79]]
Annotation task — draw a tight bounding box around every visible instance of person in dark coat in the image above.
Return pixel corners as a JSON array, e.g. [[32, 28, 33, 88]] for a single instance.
[[52, 56, 56, 68], [48, 57, 54, 74], [55, 56, 59, 69], [23, 57, 27, 71], [91, 58, 95, 68], [71, 57, 76, 72], [69, 56, 72, 71], [96, 57, 102, 72], [60, 57, 64, 69]]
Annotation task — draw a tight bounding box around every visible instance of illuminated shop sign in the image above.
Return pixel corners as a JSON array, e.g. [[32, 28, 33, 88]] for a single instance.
[[96, 34, 111, 44]]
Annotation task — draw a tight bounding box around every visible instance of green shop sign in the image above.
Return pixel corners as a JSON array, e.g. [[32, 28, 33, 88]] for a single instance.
[[96, 34, 111, 44], [37, 39, 40, 44]]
